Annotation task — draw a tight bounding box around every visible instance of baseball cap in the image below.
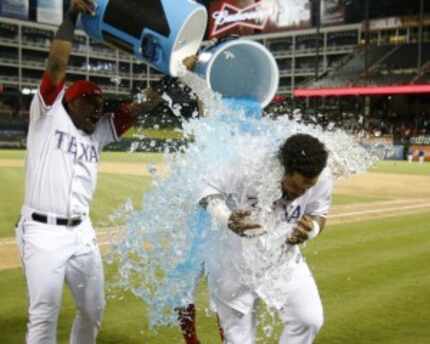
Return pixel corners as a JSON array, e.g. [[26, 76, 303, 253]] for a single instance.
[[64, 80, 103, 103]]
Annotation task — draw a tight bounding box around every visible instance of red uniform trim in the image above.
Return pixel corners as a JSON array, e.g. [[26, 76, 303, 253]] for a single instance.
[[112, 102, 136, 137], [177, 304, 200, 344], [39, 72, 65, 106]]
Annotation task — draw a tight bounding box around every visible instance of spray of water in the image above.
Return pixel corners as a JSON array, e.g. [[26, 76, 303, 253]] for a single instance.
[[108, 70, 382, 329]]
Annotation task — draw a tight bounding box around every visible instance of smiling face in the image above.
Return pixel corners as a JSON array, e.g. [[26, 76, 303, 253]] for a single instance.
[[281, 172, 319, 201], [68, 94, 104, 134]]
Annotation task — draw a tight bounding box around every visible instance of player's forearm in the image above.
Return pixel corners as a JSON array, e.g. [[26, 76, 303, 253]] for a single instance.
[[199, 196, 231, 227], [207, 198, 231, 227], [46, 9, 79, 85], [46, 41, 72, 85]]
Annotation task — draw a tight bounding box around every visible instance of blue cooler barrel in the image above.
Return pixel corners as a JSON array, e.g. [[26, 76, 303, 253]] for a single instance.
[[81, 0, 207, 76], [194, 39, 279, 108]]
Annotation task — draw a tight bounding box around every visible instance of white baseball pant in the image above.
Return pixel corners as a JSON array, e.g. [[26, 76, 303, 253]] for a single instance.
[[16, 214, 105, 344], [214, 260, 323, 344]]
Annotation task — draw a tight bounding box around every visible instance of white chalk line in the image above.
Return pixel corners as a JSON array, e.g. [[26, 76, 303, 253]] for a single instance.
[[330, 198, 429, 212], [329, 203, 430, 218]]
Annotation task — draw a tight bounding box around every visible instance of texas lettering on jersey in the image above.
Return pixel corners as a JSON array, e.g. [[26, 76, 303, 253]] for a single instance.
[[285, 205, 301, 223], [55, 129, 99, 163]]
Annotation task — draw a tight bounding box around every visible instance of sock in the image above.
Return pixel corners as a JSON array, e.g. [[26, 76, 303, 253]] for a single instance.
[[216, 313, 225, 342], [177, 304, 200, 344]]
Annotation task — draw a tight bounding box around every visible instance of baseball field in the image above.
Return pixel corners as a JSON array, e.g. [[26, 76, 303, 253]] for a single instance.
[[0, 149, 429, 343]]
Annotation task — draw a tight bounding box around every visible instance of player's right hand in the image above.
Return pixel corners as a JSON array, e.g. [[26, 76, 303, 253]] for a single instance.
[[71, 0, 96, 15], [227, 209, 262, 237], [286, 215, 314, 245], [182, 55, 198, 71]]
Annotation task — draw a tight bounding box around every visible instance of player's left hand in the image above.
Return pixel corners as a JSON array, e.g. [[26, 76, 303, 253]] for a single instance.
[[227, 209, 262, 237], [71, 0, 95, 15], [182, 55, 198, 71], [287, 215, 314, 245]]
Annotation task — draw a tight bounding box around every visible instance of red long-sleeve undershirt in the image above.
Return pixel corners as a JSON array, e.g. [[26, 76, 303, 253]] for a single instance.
[[39, 72, 136, 137]]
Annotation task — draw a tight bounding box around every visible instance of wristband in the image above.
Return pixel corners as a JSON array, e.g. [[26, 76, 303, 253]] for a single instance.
[[307, 220, 321, 240], [207, 199, 231, 227]]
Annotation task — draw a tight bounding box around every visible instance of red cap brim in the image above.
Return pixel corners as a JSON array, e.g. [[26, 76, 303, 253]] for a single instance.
[[64, 80, 103, 103]]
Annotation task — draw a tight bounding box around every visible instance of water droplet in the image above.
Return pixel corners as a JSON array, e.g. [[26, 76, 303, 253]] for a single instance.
[[108, 69, 381, 329]]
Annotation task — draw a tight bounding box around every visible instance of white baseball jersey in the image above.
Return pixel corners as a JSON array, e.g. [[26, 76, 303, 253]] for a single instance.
[[23, 86, 118, 218], [202, 160, 333, 313]]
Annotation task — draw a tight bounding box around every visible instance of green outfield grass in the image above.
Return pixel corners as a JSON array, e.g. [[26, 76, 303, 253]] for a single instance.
[[370, 160, 430, 175], [0, 165, 388, 237], [306, 212, 430, 344], [100, 151, 164, 163], [1, 212, 429, 343], [1, 153, 429, 237], [0, 150, 162, 237], [123, 128, 184, 140], [0, 167, 153, 237], [0, 149, 163, 163], [0, 167, 25, 234], [0, 149, 25, 160], [332, 193, 388, 205]]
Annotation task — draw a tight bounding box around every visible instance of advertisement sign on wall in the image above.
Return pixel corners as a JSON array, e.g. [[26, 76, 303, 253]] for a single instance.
[[207, 0, 311, 39], [410, 136, 430, 145], [37, 0, 63, 25], [0, 0, 29, 20]]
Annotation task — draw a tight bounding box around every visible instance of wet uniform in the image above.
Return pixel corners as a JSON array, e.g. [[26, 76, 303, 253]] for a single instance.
[[202, 164, 333, 344]]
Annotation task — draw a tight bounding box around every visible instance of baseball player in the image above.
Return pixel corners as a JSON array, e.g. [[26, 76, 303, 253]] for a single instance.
[[407, 146, 414, 163], [201, 133, 333, 344], [418, 149, 425, 164], [15, 1, 160, 343]]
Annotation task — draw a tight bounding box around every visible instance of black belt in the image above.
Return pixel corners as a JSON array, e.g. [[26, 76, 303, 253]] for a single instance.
[[31, 213, 82, 227]]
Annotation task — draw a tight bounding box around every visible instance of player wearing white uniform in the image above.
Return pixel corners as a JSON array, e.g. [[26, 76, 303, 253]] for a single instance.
[[201, 134, 333, 344], [418, 149, 425, 164], [15, 1, 160, 343]]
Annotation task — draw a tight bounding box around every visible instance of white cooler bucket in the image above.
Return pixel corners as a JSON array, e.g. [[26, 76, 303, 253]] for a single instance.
[[81, 0, 207, 76], [194, 39, 279, 108]]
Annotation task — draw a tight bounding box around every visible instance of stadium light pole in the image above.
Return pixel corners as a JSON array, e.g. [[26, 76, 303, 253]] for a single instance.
[[363, 0, 371, 118], [364, 0, 370, 80], [314, 0, 322, 79], [418, 0, 424, 69]]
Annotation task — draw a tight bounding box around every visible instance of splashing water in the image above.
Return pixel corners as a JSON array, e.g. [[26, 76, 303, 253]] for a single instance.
[[109, 70, 382, 328]]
